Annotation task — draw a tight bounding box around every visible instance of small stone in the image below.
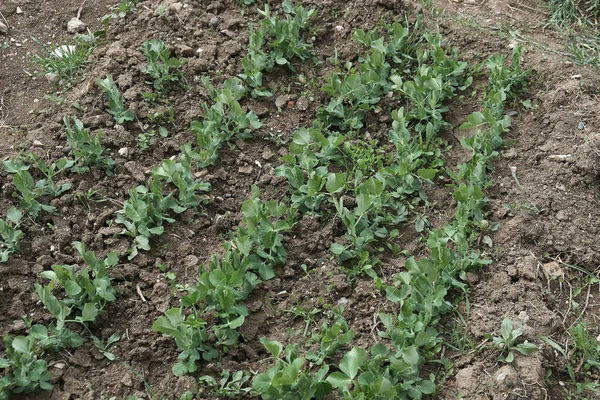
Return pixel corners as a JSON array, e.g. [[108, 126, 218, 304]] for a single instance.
[[0, 21, 7, 34], [45, 73, 58, 83], [262, 148, 274, 161], [235, 139, 247, 150], [577, 121, 585, 130], [238, 165, 253, 175], [118, 147, 129, 157], [168, 2, 183, 12], [16, 7, 23, 14], [296, 96, 309, 111], [175, 44, 194, 57], [67, 17, 86, 33], [209, 16, 219, 28], [337, 297, 348, 305], [502, 148, 517, 159], [120, 372, 133, 387], [32, 140, 43, 146], [518, 311, 530, 324], [183, 255, 199, 268], [506, 110, 518, 118], [555, 210, 567, 221], [335, 25, 344, 31], [275, 94, 289, 109]]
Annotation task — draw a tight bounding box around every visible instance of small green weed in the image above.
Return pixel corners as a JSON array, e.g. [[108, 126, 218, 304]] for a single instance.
[[91, 332, 120, 361], [199, 370, 253, 398], [485, 318, 538, 363], [31, 32, 101, 85]]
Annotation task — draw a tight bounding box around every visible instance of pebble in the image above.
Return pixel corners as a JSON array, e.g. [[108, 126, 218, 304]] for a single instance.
[[67, 17, 86, 33], [16, 7, 23, 14], [296, 96, 309, 111], [33, 140, 43, 146], [502, 148, 517, 159], [238, 165, 253, 175], [335, 25, 344, 31], [506, 110, 518, 118], [577, 121, 585, 130], [209, 16, 219, 28], [118, 147, 129, 157], [45, 72, 58, 83], [262, 148, 274, 160], [275, 94, 289, 109], [555, 210, 567, 221]]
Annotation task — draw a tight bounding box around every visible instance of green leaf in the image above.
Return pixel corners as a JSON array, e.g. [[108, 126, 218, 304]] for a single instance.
[[504, 352, 514, 363], [327, 371, 352, 388], [228, 315, 245, 329], [260, 337, 283, 358], [417, 168, 437, 180], [253, 370, 275, 394], [330, 243, 346, 255], [6, 207, 22, 225], [501, 318, 513, 340], [82, 303, 99, 322], [11, 336, 31, 354], [326, 173, 347, 194], [65, 280, 82, 297], [514, 342, 538, 355], [339, 347, 367, 379], [401, 345, 420, 366]]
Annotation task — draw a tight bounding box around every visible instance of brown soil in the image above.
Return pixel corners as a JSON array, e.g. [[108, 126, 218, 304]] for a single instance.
[[1, 0, 599, 399]]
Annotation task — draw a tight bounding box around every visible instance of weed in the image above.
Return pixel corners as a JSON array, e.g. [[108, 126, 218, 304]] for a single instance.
[[96, 74, 135, 124], [484, 318, 538, 363], [199, 370, 253, 398], [504, 201, 543, 216], [31, 32, 101, 85], [91, 332, 120, 361]]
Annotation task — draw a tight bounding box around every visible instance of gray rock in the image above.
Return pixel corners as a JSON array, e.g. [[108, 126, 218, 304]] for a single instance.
[[0, 21, 8, 34], [238, 165, 253, 175], [262, 147, 274, 160], [296, 96, 309, 111], [67, 17, 86, 33]]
